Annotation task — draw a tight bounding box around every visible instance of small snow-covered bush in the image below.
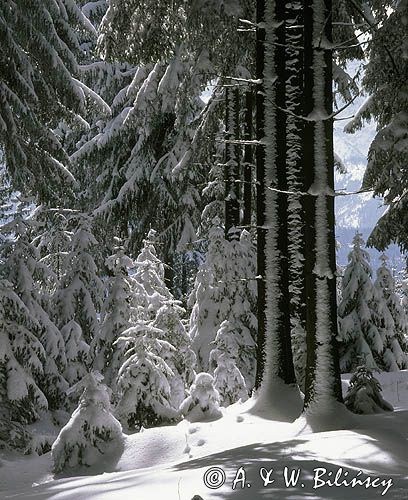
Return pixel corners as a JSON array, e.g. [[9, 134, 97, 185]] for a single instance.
[[179, 372, 222, 422], [51, 372, 123, 473], [344, 365, 394, 414]]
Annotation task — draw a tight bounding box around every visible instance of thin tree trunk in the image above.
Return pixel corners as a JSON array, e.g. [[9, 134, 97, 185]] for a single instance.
[[164, 253, 174, 293], [323, 0, 343, 403], [242, 91, 253, 228], [302, 0, 318, 408], [224, 87, 240, 238]]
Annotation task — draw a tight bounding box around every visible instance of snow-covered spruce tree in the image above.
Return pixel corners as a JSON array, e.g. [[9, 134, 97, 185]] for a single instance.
[[399, 270, 408, 320], [348, 2, 408, 252], [153, 300, 196, 408], [344, 364, 393, 415], [209, 320, 248, 407], [2, 216, 68, 410], [59, 0, 136, 245], [72, 0, 256, 268], [0, 279, 48, 431], [113, 230, 196, 423], [189, 222, 257, 392], [61, 320, 90, 387], [54, 216, 103, 352], [92, 241, 136, 390], [73, 50, 207, 265], [373, 255, 408, 370], [51, 372, 124, 474], [338, 233, 384, 372], [115, 323, 178, 432], [35, 208, 75, 282], [131, 229, 173, 320], [179, 372, 222, 423], [0, 0, 96, 203]]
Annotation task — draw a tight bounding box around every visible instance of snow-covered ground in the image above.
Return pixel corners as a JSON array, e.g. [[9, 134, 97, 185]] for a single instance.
[[2, 371, 408, 499]]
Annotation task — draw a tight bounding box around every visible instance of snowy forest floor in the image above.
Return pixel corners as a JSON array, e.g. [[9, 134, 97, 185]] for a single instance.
[[1, 372, 408, 500]]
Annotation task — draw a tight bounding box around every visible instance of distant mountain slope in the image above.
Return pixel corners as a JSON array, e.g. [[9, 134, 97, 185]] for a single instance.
[[334, 100, 404, 270]]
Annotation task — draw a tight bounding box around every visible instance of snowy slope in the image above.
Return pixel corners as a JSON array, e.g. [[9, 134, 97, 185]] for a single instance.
[[2, 371, 408, 499]]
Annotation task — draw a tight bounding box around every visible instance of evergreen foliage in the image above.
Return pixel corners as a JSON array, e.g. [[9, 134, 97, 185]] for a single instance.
[[153, 300, 196, 408], [374, 255, 408, 370], [53, 216, 103, 348], [115, 323, 178, 431], [351, 2, 408, 252], [92, 241, 136, 389], [338, 233, 384, 372], [51, 371, 123, 473], [0, 0, 95, 202], [0, 279, 48, 426], [2, 215, 68, 409], [344, 364, 394, 414], [189, 222, 257, 391], [209, 320, 249, 407], [113, 231, 195, 428], [179, 372, 222, 422]]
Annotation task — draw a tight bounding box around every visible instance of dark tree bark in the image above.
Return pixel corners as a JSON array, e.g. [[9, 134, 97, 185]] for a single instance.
[[242, 91, 253, 228], [285, 0, 307, 389], [224, 87, 241, 239], [323, 0, 343, 404], [255, 0, 266, 389], [274, 0, 297, 384], [303, 0, 343, 408], [302, 0, 318, 408]]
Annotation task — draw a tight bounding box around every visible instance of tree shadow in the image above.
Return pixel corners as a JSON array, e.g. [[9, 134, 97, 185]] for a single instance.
[[174, 439, 408, 500]]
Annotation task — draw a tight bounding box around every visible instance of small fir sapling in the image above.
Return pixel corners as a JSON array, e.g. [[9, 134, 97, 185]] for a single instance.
[[153, 300, 197, 408], [338, 233, 384, 372], [53, 216, 103, 347], [209, 320, 248, 407], [51, 372, 124, 473], [374, 255, 408, 370], [179, 372, 222, 422], [132, 229, 172, 320], [115, 323, 179, 431], [61, 320, 90, 386], [344, 364, 393, 415], [189, 222, 257, 390], [92, 242, 136, 390]]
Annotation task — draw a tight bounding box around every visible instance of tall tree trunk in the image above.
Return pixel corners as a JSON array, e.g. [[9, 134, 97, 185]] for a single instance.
[[303, 0, 343, 410], [255, 0, 266, 388], [273, 0, 297, 384], [302, 0, 318, 408], [224, 87, 241, 238], [285, 0, 307, 390], [242, 91, 253, 228], [323, 0, 343, 404], [256, 0, 301, 419]]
